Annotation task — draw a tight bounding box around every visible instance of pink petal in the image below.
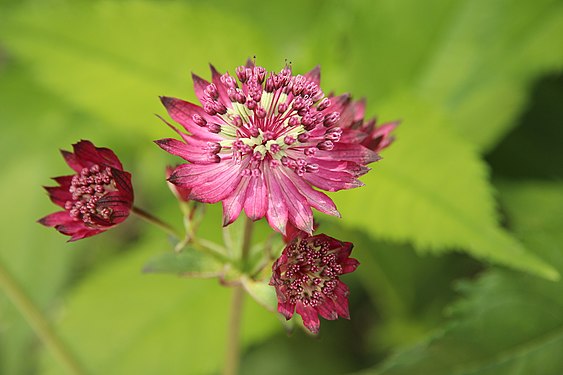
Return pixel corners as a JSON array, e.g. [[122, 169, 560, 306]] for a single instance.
[[44, 186, 72, 208], [272, 168, 313, 234], [296, 301, 321, 334], [333, 281, 351, 319], [304, 65, 321, 85], [263, 167, 289, 234], [222, 177, 250, 226], [155, 138, 213, 164], [341, 257, 360, 274], [73, 140, 123, 170], [38, 211, 75, 227], [209, 64, 231, 107], [279, 168, 340, 218], [159, 96, 222, 141], [243, 170, 268, 220], [316, 143, 380, 164], [303, 170, 364, 192], [61, 150, 83, 172], [316, 298, 338, 321], [171, 161, 245, 203], [192, 73, 211, 106], [278, 301, 295, 320]]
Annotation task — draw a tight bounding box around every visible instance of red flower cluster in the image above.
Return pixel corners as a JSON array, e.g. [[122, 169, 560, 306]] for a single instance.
[[39, 140, 133, 241], [270, 233, 359, 334]]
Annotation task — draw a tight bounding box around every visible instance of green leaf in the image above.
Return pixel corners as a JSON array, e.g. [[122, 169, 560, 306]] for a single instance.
[[241, 276, 278, 313], [143, 248, 223, 278], [335, 94, 558, 280], [0, 1, 273, 140], [361, 181, 563, 375], [39, 235, 279, 375], [300, 0, 563, 151]]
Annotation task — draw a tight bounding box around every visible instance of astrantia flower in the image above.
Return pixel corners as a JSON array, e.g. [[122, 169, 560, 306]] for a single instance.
[[269, 233, 359, 334], [39, 140, 134, 241], [158, 61, 387, 235]]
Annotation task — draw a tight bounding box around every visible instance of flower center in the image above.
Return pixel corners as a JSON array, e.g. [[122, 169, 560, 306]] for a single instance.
[[64, 164, 116, 225], [281, 237, 343, 307], [197, 64, 342, 177]]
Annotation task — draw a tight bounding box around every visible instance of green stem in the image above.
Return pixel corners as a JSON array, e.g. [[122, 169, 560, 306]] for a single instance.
[[132, 206, 181, 241], [223, 216, 254, 375], [0, 261, 87, 375]]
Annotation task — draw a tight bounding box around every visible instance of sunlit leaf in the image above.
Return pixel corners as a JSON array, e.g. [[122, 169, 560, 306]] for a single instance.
[[361, 181, 563, 375], [335, 94, 557, 280]]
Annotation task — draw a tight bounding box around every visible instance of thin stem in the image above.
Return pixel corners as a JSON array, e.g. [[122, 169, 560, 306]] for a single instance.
[[223, 216, 254, 375], [223, 286, 245, 375], [0, 261, 87, 375], [131, 206, 181, 241]]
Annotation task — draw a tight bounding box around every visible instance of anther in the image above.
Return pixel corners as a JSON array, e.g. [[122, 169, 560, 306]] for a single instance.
[[317, 97, 331, 111], [192, 114, 207, 127], [317, 140, 334, 151], [323, 112, 340, 127]]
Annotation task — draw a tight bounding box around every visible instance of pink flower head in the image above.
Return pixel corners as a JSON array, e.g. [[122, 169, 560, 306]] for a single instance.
[[39, 140, 134, 241], [269, 233, 359, 334], [157, 61, 384, 235]]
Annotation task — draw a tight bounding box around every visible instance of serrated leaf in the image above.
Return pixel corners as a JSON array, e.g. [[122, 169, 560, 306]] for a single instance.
[[300, 0, 563, 151], [39, 236, 279, 375], [143, 248, 223, 278], [361, 181, 563, 375], [335, 94, 558, 280]]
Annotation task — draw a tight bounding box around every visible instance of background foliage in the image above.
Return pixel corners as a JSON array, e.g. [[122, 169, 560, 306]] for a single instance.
[[0, 0, 561, 374]]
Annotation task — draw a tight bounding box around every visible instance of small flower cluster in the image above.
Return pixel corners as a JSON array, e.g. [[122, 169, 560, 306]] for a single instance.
[[40, 60, 395, 334], [39, 140, 133, 242]]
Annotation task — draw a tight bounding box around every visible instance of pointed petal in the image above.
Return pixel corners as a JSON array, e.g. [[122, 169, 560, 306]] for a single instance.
[[316, 298, 338, 321], [278, 301, 295, 320], [38, 211, 74, 227], [303, 170, 364, 192], [296, 301, 320, 334], [159, 96, 222, 141], [171, 161, 245, 203], [209, 64, 231, 106], [192, 73, 211, 106], [263, 167, 288, 234], [316, 143, 380, 164], [222, 177, 250, 226], [61, 150, 83, 172], [279, 168, 340, 218], [155, 138, 214, 164], [332, 281, 351, 319], [304, 65, 321, 85], [272, 168, 313, 234], [44, 186, 72, 208], [73, 140, 123, 169], [243, 170, 268, 220]]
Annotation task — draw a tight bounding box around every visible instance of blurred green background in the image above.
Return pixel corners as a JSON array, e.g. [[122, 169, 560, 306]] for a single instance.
[[1, 0, 562, 374]]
